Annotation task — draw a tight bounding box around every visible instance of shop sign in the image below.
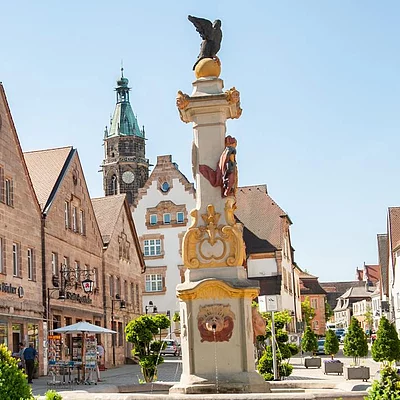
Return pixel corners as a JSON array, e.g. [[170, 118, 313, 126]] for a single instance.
[[66, 291, 92, 304], [1, 282, 24, 298]]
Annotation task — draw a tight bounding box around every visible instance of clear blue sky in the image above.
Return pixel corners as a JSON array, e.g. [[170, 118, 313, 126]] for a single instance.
[[1, 1, 399, 282]]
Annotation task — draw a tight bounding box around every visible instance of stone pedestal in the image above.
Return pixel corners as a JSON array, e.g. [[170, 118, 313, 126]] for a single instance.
[[171, 73, 269, 394]]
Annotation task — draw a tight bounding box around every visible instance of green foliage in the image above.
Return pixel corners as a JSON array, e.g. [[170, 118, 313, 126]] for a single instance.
[[125, 314, 170, 382], [364, 305, 373, 335], [366, 365, 400, 399], [172, 312, 180, 323], [0, 344, 34, 400], [324, 300, 333, 322], [45, 390, 63, 400], [324, 329, 339, 359], [343, 317, 368, 365], [301, 297, 315, 326], [256, 310, 295, 381], [371, 316, 400, 366], [302, 326, 318, 354]]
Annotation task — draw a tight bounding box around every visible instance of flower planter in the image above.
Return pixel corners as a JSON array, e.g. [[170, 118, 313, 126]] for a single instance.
[[304, 357, 321, 369], [344, 366, 370, 381], [323, 361, 343, 375]]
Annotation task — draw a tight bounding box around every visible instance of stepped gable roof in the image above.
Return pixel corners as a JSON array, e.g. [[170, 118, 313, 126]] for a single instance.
[[299, 271, 327, 295], [388, 207, 400, 252], [0, 84, 41, 215], [92, 194, 126, 244], [24, 146, 73, 211], [235, 185, 290, 251], [134, 155, 195, 207], [377, 233, 389, 296]]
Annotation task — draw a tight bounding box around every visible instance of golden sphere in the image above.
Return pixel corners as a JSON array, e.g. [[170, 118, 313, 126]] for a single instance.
[[195, 57, 221, 79]]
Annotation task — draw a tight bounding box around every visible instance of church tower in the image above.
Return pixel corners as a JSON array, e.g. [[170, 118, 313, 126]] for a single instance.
[[102, 69, 149, 206]]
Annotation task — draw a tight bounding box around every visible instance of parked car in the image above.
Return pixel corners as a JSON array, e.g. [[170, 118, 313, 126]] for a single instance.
[[316, 339, 325, 355], [160, 339, 181, 356]]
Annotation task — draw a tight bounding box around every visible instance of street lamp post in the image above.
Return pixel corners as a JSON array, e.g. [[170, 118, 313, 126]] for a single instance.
[[111, 295, 126, 366]]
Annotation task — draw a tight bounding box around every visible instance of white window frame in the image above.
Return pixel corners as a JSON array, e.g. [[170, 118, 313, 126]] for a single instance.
[[150, 214, 157, 225], [64, 201, 70, 228], [72, 206, 77, 232], [12, 242, 19, 277], [27, 248, 33, 280], [177, 212, 184, 223], [79, 210, 85, 234], [51, 252, 58, 276], [163, 213, 171, 224], [144, 239, 161, 256], [145, 274, 163, 292]]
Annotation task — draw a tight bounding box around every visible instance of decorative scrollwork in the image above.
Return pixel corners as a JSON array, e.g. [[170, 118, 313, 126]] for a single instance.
[[176, 90, 190, 110]]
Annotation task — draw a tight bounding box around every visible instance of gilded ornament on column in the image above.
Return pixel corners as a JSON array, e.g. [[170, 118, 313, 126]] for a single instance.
[[225, 87, 242, 119], [182, 201, 245, 269], [176, 90, 190, 110]]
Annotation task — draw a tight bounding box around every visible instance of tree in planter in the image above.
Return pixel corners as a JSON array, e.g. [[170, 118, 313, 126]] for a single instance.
[[301, 326, 318, 355], [257, 310, 298, 380], [0, 344, 34, 400], [343, 317, 368, 366], [324, 329, 339, 359], [125, 314, 171, 382], [371, 316, 400, 367]]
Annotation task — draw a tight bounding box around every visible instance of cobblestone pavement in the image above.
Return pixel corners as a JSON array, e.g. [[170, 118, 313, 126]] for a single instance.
[[31, 352, 381, 398]]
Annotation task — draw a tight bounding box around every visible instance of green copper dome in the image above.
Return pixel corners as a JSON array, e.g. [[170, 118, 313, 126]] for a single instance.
[[106, 69, 144, 138]]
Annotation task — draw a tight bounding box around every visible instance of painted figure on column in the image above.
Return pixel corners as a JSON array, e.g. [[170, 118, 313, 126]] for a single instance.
[[199, 135, 238, 198]]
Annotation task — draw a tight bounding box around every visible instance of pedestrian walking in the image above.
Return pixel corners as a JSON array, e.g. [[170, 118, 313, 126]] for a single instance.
[[23, 343, 37, 383], [96, 341, 105, 382], [17, 342, 25, 370]]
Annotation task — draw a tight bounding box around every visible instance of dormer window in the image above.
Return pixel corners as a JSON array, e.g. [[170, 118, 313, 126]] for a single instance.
[[150, 214, 157, 225], [161, 182, 170, 192], [163, 213, 171, 224]]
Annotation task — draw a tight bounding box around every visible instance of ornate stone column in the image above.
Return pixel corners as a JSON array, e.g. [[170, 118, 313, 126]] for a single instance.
[[170, 56, 269, 394]]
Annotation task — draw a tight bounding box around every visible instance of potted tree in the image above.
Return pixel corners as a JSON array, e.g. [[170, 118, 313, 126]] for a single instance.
[[125, 314, 170, 383], [343, 317, 369, 381], [323, 329, 343, 375], [302, 326, 321, 368], [368, 316, 400, 399]]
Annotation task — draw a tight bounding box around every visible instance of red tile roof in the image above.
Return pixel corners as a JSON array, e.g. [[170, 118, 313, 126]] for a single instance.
[[24, 147, 72, 209], [356, 265, 381, 284], [92, 195, 126, 244], [235, 185, 289, 250]]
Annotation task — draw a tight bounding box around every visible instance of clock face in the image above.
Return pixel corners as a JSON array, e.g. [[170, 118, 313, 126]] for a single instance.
[[122, 171, 135, 184]]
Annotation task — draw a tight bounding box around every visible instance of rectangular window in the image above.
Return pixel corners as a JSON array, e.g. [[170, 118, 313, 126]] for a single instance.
[[150, 214, 157, 225], [118, 322, 123, 347], [0, 237, 4, 274], [5, 178, 13, 206], [311, 298, 318, 309], [177, 212, 184, 223], [116, 277, 121, 297], [64, 201, 70, 228], [143, 239, 162, 256], [124, 280, 128, 301], [12, 243, 19, 277], [163, 213, 171, 224], [72, 206, 77, 232], [131, 283, 135, 308], [109, 276, 114, 297], [27, 248, 34, 280], [145, 274, 163, 292], [51, 252, 58, 276], [135, 283, 140, 311], [93, 268, 98, 289], [0, 166, 4, 203], [79, 210, 85, 235], [74, 261, 80, 282]]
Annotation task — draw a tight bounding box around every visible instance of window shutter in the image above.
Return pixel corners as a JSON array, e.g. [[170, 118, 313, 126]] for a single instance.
[[0, 167, 4, 203]]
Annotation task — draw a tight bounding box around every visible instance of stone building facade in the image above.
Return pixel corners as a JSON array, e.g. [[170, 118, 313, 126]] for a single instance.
[[133, 155, 195, 324], [0, 84, 43, 366], [92, 194, 145, 365]]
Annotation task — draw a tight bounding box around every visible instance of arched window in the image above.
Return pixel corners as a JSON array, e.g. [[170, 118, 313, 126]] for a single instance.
[[111, 175, 118, 195]]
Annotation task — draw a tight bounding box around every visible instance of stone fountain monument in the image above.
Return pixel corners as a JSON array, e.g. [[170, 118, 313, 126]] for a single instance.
[[170, 16, 270, 395]]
